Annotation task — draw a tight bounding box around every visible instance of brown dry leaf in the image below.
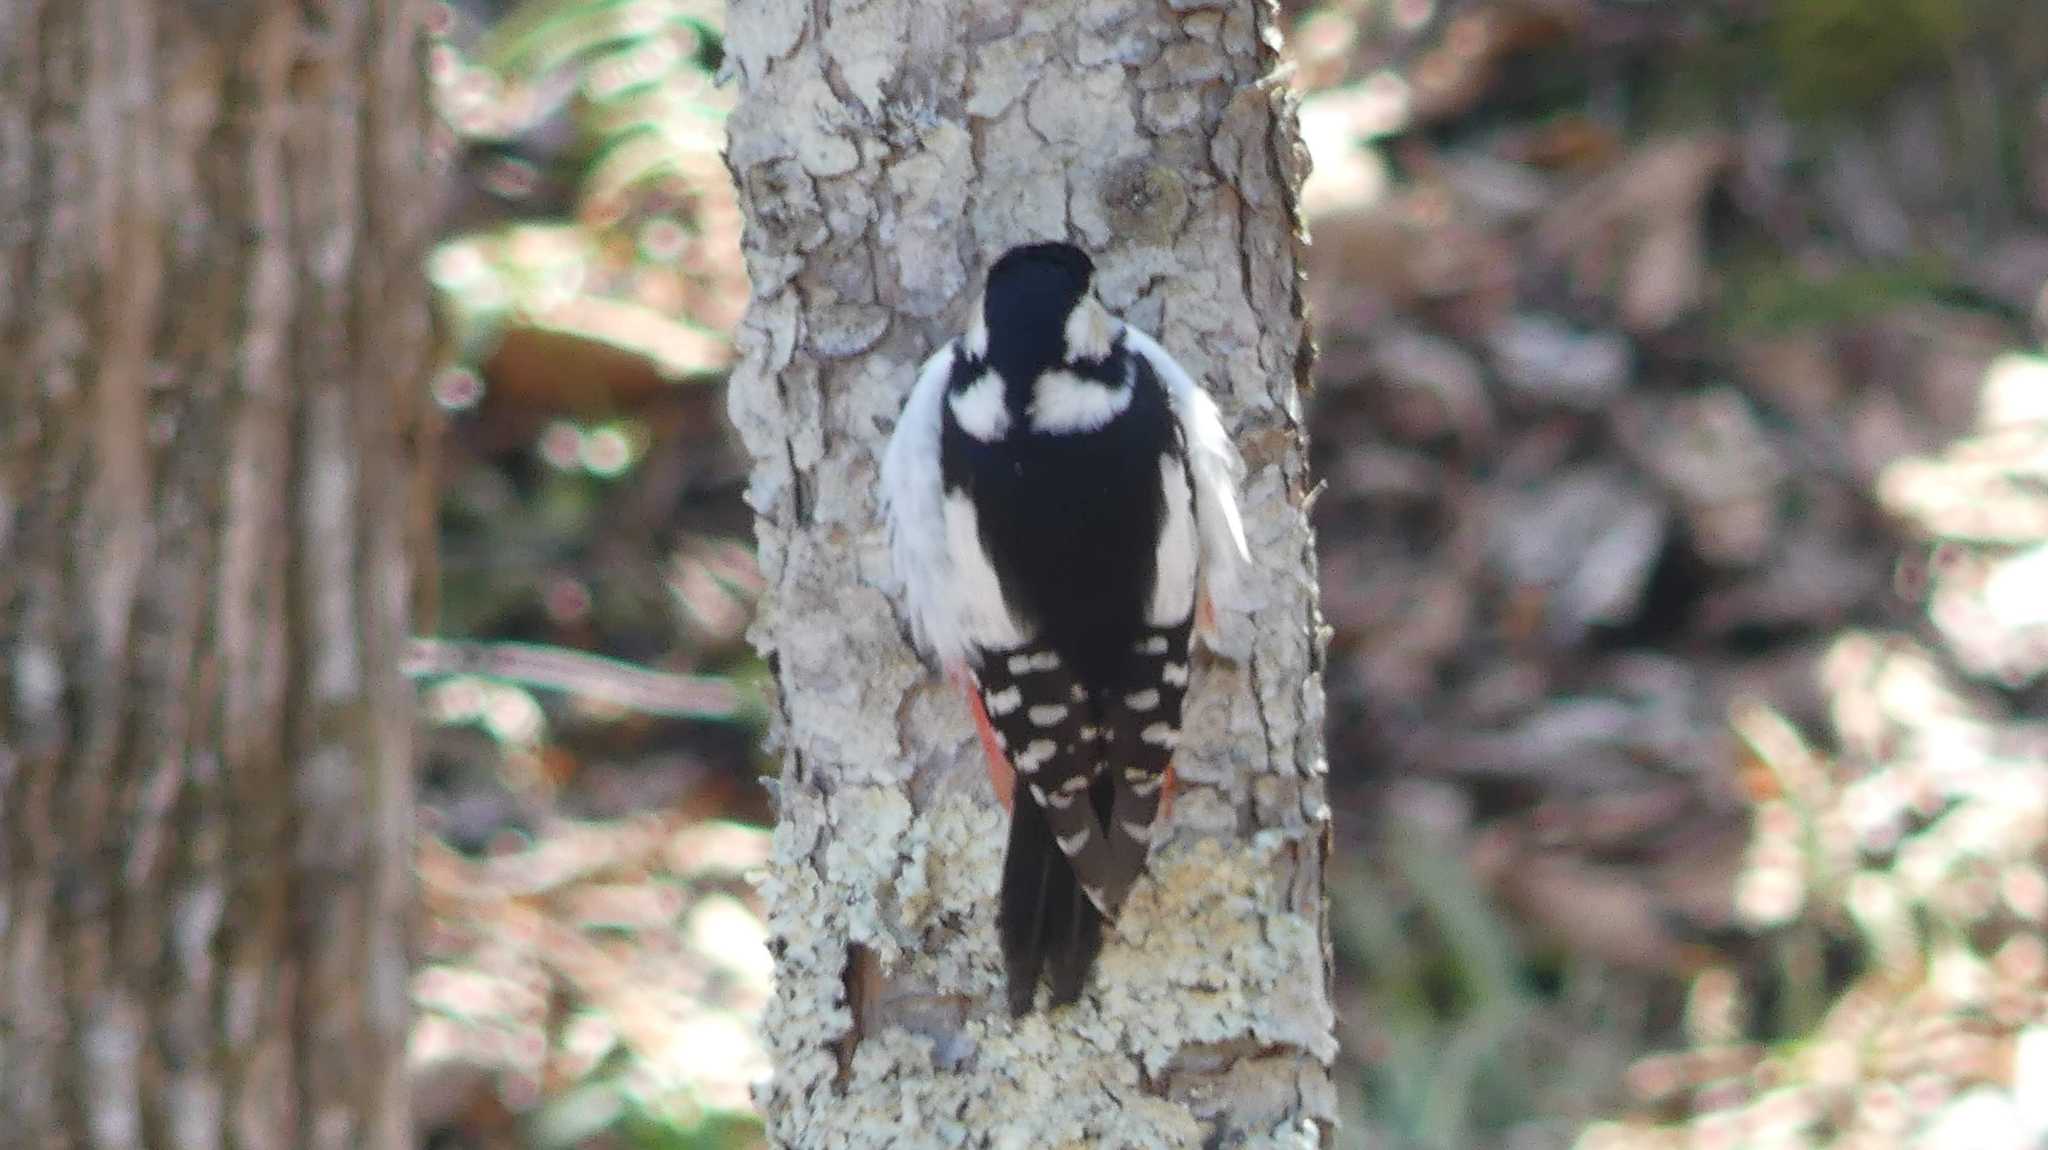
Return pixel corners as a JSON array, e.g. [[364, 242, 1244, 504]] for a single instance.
[[1407, 4, 1582, 128], [1734, 331, 1851, 429], [1476, 837, 1696, 974], [411, 814, 773, 1135], [1489, 464, 1668, 640], [1502, 115, 1624, 173], [1307, 189, 1517, 338], [1534, 136, 1731, 332]]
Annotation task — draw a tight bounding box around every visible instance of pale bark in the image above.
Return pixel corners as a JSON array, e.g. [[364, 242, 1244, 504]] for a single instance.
[[0, 2, 433, 1148], [725, 0, 1335, 1145]]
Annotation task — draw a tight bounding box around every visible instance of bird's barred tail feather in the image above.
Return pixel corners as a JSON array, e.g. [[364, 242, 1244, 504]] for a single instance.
[[1101, 625, 1191, 887], [975, 648, 1116, 892], [978, 623, 1193, 1013], [999, 789, 1105, 1014]]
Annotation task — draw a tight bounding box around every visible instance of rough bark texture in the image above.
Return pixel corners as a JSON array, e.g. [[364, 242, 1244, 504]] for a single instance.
[[724, 0, 1335, 1145], [0, 2, 433, 1147]]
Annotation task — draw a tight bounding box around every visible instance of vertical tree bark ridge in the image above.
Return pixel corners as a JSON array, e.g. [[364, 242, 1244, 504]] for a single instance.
[[725, 1, 1335, 1145], [0, 2, 433, 1148]]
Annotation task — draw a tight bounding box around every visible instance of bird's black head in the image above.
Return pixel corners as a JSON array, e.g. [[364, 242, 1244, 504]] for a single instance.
[[979, 242, 1095, 368], [987, 241, 1094, 294]]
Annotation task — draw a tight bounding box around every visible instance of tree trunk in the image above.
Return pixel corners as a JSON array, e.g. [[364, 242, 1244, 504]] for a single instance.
[[725, 0, 1335, 1144], [0, 3, 433, 1148]]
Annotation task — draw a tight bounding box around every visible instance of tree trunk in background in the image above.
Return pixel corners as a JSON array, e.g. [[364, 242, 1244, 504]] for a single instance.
[[726, 0, 1335, 1144], [0, 3, 433, 1148]]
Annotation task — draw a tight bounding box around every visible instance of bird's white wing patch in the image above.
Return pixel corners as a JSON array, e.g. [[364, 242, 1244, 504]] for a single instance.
[[943, 491, 1027, 651], [881, 340, 1027, 667], [882, 342, 969, 666], [1121, 325, 1251, 614], [1148, 453, 1198, 624]]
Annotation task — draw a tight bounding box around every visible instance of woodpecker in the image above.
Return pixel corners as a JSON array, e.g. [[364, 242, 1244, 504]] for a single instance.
[[880, 241, 1249, 1014]]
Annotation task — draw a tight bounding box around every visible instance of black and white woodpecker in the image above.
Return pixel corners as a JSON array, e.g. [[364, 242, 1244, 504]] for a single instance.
[[881, 241, 1248, 1014]]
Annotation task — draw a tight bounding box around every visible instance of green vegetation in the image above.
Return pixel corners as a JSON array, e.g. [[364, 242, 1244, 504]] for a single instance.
[[1771, 0, 1981, 120]]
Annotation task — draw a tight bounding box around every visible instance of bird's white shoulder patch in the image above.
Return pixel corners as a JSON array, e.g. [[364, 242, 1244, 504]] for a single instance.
[[1029, 368, 1132, 434], [948, 369, 1010, 442]]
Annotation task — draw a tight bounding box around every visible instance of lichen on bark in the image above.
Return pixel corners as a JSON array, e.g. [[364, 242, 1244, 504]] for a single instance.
[[725, 0, 1335, 1144]]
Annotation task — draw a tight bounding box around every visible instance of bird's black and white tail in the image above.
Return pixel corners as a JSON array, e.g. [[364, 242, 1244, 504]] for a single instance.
[[976, 624, 1192, 1014], [998, 781, 1108, 1014]]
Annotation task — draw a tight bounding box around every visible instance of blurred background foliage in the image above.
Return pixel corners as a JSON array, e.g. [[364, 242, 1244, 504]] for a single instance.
[[414, 3, 767, 1147], [409, 1, 2048, 1147]]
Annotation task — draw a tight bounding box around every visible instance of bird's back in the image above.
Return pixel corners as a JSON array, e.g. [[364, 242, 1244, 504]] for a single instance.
[[941, 347, 1186, 688]]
